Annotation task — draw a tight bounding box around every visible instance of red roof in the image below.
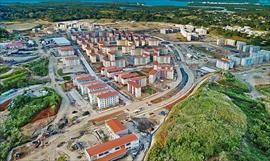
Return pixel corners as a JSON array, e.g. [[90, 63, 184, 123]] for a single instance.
[[102, 66, 122, 73], [106, 119, 126, 133], [64, 55, 79, 60], [80, 80, 97, 85], [149, 69, 157, 75], [95, 148, 127, 161], [87, 83, 107, 90], [82, 81, 99, 87], [120, 73, 138, 79], [76, 74, 95, 81], [59, 46, 73, 51], [97, 91, 118, 99], [129, 76, 146, 82], [128, 81, 140, 88], [89, 88, 110, 95], [86, 134, 138, 156]]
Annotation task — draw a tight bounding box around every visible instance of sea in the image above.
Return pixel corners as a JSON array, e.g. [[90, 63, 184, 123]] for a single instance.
[[0, 0, 269, 6], [0, 0, 188, 6]]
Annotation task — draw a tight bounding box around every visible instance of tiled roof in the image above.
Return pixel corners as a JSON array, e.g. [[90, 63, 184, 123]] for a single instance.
[[120, 73, 138, 79], [89, 88, 110, 95], [64, 55, 79, 60], [95, 148, 127, 161], [106, 119, 126, 133], [97, 91, 118, 99], [128, 81, 140, 88], [76, 74, 94, 81], [129, 76, 146, 82], [87, 83, 107, 90], [86, 134, 138, 156], [59, 46, 73, 51], [149, 69, 157, 75]]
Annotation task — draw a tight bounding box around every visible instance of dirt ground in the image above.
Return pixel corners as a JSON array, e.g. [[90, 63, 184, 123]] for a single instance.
[[248, 67, 270, 86], [89, 19, 176, 31], [152, 32, 187, 41], [4, 20, 50, 31]]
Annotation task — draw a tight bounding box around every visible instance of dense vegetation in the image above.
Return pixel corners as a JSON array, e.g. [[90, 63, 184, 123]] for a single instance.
[[0, 2, 270, 31], [0, 68, 45, 93], [147, 72, 270, 161], [0, 65, 11, 75], [0, 88, 61, 161], [0, 28, 13, 42], [24, 58, 49, 77]]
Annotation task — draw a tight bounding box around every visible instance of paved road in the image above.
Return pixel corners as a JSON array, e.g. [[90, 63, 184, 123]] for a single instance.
[[48, 55, 71, 122]]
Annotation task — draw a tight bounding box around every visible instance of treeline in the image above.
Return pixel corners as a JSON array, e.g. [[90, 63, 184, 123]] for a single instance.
[[0, 2, 270, 31], [0, 28, 13, 42], [209, 27, 270, 47]]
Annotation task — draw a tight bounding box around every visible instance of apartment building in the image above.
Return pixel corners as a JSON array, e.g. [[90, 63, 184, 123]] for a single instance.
[[58, 46, 74, 56], [88, 88, 111, 104], [96, 91, 119, 109], [63, 55, 80, 66], [216, 58, 235, 70]]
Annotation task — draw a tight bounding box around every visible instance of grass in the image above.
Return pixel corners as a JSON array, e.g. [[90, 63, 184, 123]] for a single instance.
[[0, 68, 46, 93], [57, 68, 70, 77], [256, 84, 270, 97], [134, 71, 146, 76], [0, 65, 11, 75], [143, 86, 156, 95], [147, 72, 270, 161], [24, 58, 49, 76], [63, 76, 71, 81]]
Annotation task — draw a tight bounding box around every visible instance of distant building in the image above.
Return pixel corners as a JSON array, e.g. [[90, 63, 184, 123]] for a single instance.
[[195, 28, 208, 35], [216, 58, 234, 70], [236, 41, 247, 51], [225, 39, 236, 47], [52, 37, 71, 46]]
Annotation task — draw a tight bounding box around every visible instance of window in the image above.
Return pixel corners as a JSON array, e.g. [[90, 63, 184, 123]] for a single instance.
[[115, 147, 120, 150], [98, 153, 104, 157], [126, 142, 131, 146]]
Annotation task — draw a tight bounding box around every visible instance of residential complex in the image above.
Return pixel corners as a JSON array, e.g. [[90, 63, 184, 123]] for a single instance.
[[71, 28, 175, 99], [216, 38, 270, 70]]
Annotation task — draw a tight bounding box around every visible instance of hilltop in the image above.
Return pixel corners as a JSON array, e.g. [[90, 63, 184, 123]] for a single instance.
[[147, 72, 270, 161]]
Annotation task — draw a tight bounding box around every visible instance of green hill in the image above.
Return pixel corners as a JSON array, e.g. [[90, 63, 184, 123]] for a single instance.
[[147, 72, 270, 161]]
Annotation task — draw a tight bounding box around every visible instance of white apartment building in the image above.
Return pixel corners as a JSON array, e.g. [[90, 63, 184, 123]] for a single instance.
[[96, 91, 119, 109], [58, 46, 74, 56], [63, 55, 80, 66]]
